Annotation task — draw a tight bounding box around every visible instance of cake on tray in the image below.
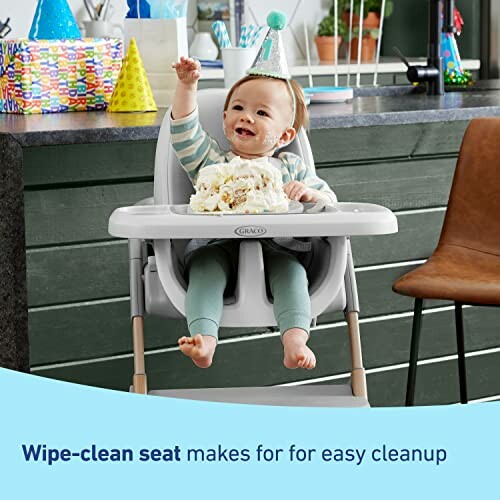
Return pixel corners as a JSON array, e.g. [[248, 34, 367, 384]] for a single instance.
[[189, 156, 290, 214]]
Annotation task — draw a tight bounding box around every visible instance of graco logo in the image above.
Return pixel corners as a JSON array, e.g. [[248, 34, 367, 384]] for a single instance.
[[234, 226, 267, 237]]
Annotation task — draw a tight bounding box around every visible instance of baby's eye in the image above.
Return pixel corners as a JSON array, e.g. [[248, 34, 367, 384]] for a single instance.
[[232, 105, 243, 111], [257, 110, 269, 117]]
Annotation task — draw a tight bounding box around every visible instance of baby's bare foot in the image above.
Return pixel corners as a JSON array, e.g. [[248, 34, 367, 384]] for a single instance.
[[178, 334, 217, 368], [282, 328, 316, 370]]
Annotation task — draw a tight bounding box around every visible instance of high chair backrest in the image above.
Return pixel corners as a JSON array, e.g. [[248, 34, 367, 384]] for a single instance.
[[154, 88, 316, 205]]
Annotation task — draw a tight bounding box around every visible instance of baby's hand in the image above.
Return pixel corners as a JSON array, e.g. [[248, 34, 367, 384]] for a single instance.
[[172, 57, 201, 85], [283, 181, 318, 203]]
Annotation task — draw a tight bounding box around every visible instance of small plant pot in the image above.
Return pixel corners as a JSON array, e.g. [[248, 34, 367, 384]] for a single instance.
[[350, 36, 377, 62], [342, 11, 380, 29], [314, 35, 343, 63], [342, 11, 380, 62]]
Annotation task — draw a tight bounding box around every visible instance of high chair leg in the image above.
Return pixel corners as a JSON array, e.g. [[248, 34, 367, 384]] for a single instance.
[[346, 311, 367, 399], [132, 316, 148, 394]]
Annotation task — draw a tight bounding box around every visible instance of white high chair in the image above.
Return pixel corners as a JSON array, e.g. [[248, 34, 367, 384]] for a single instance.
[[108, 88, 398, 407]]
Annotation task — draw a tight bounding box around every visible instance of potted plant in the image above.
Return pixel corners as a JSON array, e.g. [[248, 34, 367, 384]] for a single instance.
[[340, 0, 393, 62], [315, 10, 348, 63]]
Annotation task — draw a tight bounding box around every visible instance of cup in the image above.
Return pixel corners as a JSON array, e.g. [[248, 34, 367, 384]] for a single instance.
[[81, 20, 123, 38], [221, 47, 258, 88]]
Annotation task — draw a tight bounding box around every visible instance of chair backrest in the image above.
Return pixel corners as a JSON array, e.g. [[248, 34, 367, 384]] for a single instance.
[[438, 118, 500, 256], [153, 88, 318, 205]]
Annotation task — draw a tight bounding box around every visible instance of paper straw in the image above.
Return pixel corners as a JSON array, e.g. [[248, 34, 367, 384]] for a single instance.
[[346, 0, 354, 86], [303, 21, 313, 88], [222, 22, 232, 48], [212, 21, 232, 49], [356, 0, 364, 87], [246, 25, 255, 48], [250, 26, 265, 48], [212, 21, 223, 47], [334, 0, 338, 87], [239, 24, 248, 47], [247, 24, 256, 48], [242, 24, 257, 47], [373, 0, 386, 86]]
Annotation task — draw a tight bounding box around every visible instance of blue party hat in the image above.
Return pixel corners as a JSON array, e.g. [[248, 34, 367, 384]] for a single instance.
[[29, 0, 81, 40]]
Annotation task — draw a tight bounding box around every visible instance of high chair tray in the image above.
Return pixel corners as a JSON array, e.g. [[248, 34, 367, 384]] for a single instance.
[[108, 202, 398, 239]]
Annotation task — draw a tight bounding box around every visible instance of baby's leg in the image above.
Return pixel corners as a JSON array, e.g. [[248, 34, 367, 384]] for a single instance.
[[179, 245, 232, 368], [265, 249, 316, 370]]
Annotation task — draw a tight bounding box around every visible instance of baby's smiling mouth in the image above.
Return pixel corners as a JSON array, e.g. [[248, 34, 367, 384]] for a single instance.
[[235, 127, 255, 137]]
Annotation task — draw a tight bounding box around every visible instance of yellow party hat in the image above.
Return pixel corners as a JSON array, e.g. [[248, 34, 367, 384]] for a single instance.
[[107, 38, 157, 113]]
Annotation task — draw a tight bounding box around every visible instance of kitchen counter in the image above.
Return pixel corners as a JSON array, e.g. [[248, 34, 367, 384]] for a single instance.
[[3, 85, 500, 146], [2, 83, 500, 373]]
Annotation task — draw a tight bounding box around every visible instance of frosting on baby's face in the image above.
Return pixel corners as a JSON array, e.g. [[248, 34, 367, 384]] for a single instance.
[[223, 78, 296, 159]]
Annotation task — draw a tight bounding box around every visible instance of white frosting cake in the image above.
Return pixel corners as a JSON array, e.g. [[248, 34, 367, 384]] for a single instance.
[[189, 156, 289, 214]]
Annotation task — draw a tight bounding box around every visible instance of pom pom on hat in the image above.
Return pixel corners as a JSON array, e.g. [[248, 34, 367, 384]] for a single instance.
[[267, 11, 287, 31]]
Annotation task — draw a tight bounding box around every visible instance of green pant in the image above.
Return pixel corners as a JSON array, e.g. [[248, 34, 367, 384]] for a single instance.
[[185, 240, 311, 339]]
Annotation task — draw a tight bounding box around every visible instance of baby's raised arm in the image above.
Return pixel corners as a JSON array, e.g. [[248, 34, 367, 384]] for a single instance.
[[171, 56, 201, 119]]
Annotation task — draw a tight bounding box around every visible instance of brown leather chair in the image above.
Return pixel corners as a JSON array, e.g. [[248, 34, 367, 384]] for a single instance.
[[393, 118, 500, 406]]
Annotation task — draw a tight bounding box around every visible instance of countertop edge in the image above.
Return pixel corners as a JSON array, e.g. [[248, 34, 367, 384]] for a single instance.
[[9, 125, 161, 147], [309, 106, 500, 129], [5, 93, 500, 145]]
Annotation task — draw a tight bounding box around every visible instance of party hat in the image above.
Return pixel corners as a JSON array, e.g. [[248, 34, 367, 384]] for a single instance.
[[247, 11, 290, 80], [441, 8, 472, 87], [29, 0, 81, 40], [107, 38, 158, 113]]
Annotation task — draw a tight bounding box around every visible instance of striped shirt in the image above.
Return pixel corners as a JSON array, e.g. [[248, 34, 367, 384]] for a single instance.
[[170, 107, 336, 204]]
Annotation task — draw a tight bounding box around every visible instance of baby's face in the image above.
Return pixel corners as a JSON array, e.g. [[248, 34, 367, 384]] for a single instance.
[[223, 78, 295, 158]]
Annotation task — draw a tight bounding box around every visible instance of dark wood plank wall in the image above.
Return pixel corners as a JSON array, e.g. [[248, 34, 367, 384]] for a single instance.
[[25, 120, 500, 406]]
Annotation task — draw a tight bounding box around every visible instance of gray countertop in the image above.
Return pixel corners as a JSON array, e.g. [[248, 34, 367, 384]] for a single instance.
[[310, 89, 500, 129], [3, 84, 500, 146]]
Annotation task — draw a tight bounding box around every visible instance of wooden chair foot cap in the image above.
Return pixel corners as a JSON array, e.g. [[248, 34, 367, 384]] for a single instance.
[[132, 374, 148, 395], [351, 368, 367, 399]]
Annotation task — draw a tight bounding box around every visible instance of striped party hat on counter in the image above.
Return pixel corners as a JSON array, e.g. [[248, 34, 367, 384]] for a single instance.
[[107, 38, 157, 113]]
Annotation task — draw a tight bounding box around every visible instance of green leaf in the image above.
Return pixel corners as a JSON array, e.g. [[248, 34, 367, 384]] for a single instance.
[[317, 15, 348, 37], [337, 0, 393, 18]]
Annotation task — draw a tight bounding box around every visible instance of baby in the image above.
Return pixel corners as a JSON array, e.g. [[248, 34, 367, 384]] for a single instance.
[[170, 56, 336, 370]]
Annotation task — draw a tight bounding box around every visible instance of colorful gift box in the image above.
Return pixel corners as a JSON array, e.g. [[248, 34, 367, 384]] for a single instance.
[[0, 38, 122, 114]]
